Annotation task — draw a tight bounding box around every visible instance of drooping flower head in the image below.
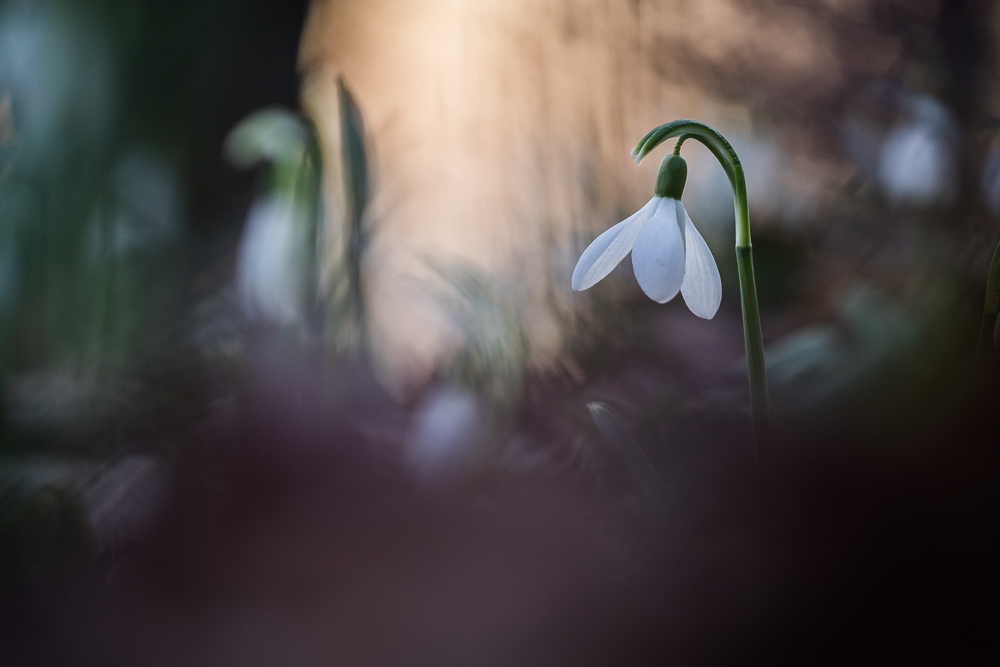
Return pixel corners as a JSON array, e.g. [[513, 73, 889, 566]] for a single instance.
[[572, 153, 722, 319]]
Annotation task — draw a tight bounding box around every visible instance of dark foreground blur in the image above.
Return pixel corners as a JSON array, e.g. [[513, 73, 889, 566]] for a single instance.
[[2, 345, 998, 665], [2, 0, 1000, 664]]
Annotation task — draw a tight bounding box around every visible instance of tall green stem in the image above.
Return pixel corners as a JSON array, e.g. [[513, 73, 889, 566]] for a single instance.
[[977, 239, 1000, 363], [633, 120, 772, 462]]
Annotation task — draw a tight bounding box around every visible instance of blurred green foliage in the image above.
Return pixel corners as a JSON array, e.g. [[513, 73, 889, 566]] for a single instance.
[[0, 0, 307, 453]]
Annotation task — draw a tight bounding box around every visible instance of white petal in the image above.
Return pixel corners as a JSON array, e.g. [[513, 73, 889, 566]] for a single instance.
[[236, 196, 306, 325], [679, 202, 722, 319], [572, 198, 657, 291], [631, 198, 685, 303]]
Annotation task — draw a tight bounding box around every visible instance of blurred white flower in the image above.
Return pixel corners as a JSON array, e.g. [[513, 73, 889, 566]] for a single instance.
[[235, 195, 309, 326], [405, 385, 485, 484], [571, 196, 722, 318], [226, 108, 319, 327], [0, 3, 115, 155], [877, 95, 957, 207]]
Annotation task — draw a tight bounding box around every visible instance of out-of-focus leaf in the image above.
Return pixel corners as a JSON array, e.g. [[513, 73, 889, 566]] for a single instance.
[[338, 77, 370, 353], [337, 77, 369, 228], [425, 258, 528, 410], [765, 286, 931, 420], [587, 402, 668, 515]]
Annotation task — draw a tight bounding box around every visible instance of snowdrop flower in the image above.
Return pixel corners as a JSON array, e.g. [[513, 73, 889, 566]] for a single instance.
[[235, 194, 310, 326], [571, 154, 722, 319], [225, 108, 320, 327], [626, 119, 771, 458]]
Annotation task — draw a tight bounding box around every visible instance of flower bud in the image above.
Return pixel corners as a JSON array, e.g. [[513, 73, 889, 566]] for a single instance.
[[654, 154, 687, 199]]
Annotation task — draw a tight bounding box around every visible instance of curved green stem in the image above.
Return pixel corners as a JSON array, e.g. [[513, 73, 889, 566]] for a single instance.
[[634, 120, 771, 462], [977, 239, 1000, 363]]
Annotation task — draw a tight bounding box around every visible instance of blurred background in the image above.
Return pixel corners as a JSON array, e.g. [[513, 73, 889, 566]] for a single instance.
[[1, 0, 999, 664]]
